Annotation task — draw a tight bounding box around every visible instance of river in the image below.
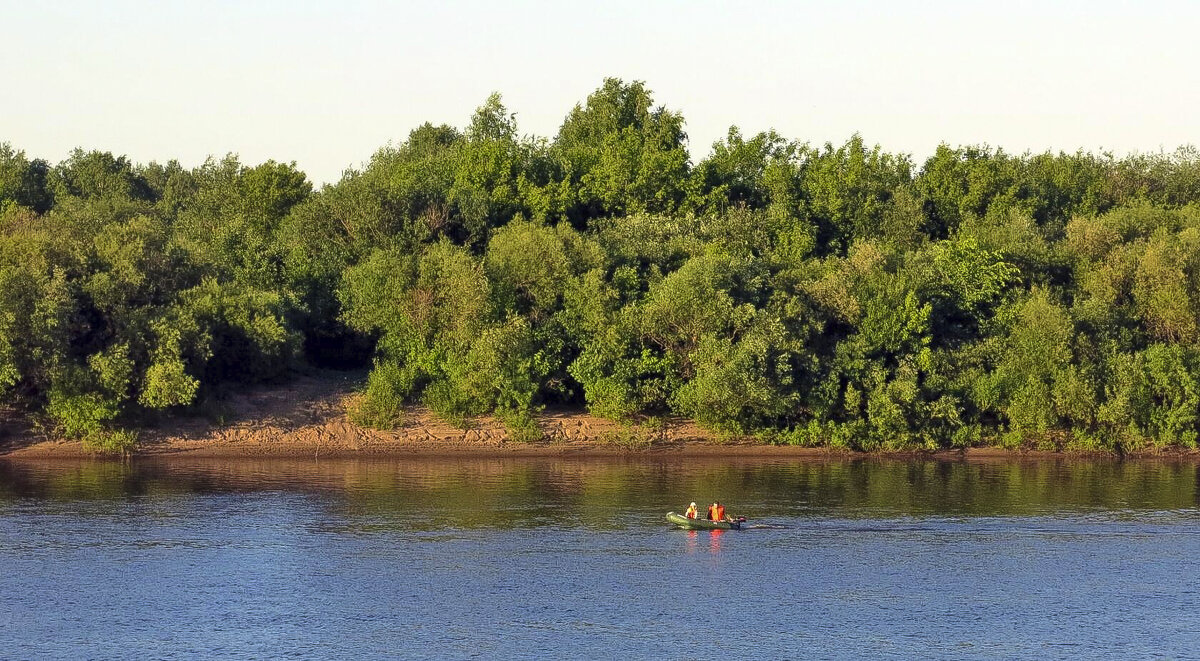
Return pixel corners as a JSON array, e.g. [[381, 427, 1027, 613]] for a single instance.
[[1, 456, 1197, 659]]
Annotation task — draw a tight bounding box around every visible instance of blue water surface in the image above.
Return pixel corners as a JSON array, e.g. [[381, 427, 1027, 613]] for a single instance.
[[0, 457, 1197, 659]]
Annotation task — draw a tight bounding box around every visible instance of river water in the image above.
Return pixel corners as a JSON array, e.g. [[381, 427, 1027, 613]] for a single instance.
[[1, 456, 1197, 659]]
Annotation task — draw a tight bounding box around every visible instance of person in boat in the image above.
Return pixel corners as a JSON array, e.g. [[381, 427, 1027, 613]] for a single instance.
[[714, 501, 727, 522], [706, 502, 718, 520], [684, 502, 698, 519]]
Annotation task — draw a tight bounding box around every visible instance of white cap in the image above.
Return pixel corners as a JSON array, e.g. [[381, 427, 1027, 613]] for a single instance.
[[690, 502, 696, 506]]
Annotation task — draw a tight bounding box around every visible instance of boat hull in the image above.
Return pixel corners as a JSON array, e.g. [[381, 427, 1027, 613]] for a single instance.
[[666, 511, 741, 530]]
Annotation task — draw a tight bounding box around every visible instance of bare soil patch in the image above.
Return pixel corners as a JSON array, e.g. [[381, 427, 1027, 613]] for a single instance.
[[0, 372, 830, 459], [5, 372, 1196, 461]]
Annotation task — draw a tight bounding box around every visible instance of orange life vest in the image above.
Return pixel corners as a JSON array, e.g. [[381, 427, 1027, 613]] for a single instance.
[[685, 505, 697, 519], [715, 504, 726, 521], [707, 504, 717, 520]]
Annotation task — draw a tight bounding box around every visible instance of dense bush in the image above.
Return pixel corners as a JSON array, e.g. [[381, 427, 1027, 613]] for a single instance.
[[4, 78, 1200, 452]]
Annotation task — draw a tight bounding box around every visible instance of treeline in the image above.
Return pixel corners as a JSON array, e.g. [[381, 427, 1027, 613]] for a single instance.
[[3, 78, 1200, 452]]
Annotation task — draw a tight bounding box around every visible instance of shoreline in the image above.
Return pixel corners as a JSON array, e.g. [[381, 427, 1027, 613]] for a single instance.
[[5, 441, 1199, 463], [6, 427, 1198, 463], [2, 374, 1198, 462]]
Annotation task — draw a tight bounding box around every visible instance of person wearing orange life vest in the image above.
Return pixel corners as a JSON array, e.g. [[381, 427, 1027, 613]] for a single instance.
[[714, 502, 727, 522], [684, 502, 698, 519], [706, 502, 718, 520]]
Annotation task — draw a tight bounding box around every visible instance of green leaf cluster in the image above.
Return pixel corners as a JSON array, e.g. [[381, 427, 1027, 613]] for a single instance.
[[6, 79, 1200, 452]]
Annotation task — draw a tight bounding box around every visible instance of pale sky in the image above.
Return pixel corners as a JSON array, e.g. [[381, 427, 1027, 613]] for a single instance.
[[3, 0, 1197, 186]]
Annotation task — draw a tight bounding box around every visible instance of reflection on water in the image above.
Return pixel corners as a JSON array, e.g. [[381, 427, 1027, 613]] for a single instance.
[[2, 456, 1199, 659], [683, 529, 728, 556], [2, 456, 1198, 522]]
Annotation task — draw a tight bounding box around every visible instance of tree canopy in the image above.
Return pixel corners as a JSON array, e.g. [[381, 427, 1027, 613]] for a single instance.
[[4, 78, 1200, 453]]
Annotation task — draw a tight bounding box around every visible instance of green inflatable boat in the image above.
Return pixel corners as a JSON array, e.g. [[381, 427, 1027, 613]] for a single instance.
[[666, 511, 743, 530]]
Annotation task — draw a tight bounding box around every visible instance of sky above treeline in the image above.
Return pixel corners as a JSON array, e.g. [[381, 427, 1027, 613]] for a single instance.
[[5, 0, 1198, 186]]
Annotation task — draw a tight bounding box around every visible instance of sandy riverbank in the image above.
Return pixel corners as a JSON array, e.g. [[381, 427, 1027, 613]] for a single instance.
[[2, 372, 1196, 461], [0, 373, 798, 459]]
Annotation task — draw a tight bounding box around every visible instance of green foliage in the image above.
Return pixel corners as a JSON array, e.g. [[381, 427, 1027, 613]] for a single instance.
[[553, 78, 690, 222], [973, 291, 1094, 441], [348, 361, 409, 430], [46, 389, 120, 439], [5, 79, 1200, 453], [800, 134, 914, 253], [0, 143, 52, 213], [919, 236, 1019, 344], [485, 218, 575, 319], [497, 406, 543, 444], [52, 149, 155, 203], [82, 428, 139, 455], [1097, 344, 1200, 450], [671, 316, 796, 434], [686, 127, 797, 214]]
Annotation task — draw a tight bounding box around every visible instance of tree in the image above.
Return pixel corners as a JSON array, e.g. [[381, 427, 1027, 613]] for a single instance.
[[552, 78, 690, 223], [52, 149, 155, 203], [801, 134, 913, 254], [0, 143, 52, 213]]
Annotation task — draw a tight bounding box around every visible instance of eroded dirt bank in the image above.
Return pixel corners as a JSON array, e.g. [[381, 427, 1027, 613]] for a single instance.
[[0, 373, 822, 459], [2, 372, 1197, 460]]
